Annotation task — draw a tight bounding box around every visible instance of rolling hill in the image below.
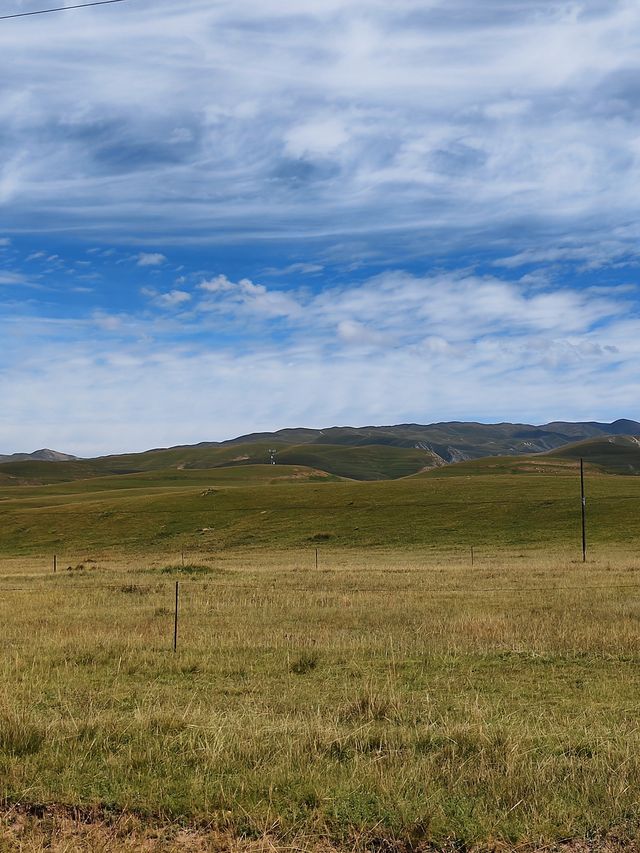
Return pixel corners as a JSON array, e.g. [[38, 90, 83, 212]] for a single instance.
[[2, 419, 639, 485], [0, 448, 77, 464], [545, 435, 640, 474], [0, 442, 441, 486], [415, 435, 640, 478]]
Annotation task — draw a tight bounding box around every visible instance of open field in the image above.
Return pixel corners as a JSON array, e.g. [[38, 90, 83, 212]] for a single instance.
[[2, 462, 640, 557], [2, 468, 640, 850]]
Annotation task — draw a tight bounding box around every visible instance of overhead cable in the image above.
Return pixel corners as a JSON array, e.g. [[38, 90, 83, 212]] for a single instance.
[[0, 0, 126, 21]]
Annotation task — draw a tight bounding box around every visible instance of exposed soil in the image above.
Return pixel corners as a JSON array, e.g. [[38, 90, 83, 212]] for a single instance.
[[1, 805, 639, 853]]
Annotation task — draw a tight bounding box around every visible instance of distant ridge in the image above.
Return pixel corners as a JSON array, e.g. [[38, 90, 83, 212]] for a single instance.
[[1, 420, 639, 483], [0, 449, 78, 464], [208, 419, 640, 463]]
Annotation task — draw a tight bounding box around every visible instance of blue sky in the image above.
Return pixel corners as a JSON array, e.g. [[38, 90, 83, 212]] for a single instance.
[[1, 0, 640, 454]]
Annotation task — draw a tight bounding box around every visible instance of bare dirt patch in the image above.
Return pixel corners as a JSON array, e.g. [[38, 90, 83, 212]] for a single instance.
[[1, 806, 639, 853]]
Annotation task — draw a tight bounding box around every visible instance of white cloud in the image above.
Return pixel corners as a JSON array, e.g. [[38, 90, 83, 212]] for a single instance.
[[483, 99, 531, 120], [1, 266, 636, 454], [0, 316, 635, 456], [197, 275, 237, 294], [169, 127, 194, 144], [337, 319, 388, 347], [284, 117, 350, 158], [156, 289, 191, 308], [263, 262, 325, 276], [141, 286, 192, 309], [0, 271, 34, 287], [136, 253, 167, 267], [197, 274, 303, 319], [92, 311, 123, 332]]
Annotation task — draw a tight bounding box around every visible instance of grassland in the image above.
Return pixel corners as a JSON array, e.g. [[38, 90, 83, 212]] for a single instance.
[[1, 459, 639, 558], [2, 466, 640, 850], [0, 439, 440, 485]]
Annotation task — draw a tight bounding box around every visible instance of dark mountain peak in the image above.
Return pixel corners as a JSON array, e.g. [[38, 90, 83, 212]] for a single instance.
[[609, 419, 640, 434]]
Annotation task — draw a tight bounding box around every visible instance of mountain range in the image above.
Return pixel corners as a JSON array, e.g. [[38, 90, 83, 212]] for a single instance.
[[1, 419, 640, 483], [216, 419, 640, 462]]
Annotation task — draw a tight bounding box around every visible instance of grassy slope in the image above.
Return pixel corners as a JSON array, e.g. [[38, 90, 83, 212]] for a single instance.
[[0, 441, 439, 485], [1, 465, 639, 557], [416, 455, 582, 477], [276, 443, 436, 480], [414, 436, 640, 478], [0, 442, 293, 483], [2, 469, 640, 847], [545, 435, 640, 474]]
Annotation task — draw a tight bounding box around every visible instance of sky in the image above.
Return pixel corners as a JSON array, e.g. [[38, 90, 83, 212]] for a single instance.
[[1, 0, 640, 455]]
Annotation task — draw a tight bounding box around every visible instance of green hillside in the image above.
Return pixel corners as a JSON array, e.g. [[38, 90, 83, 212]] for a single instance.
[[2, 463, 640, 557], [546, 435, 640, 474], [415, 435, 640, 479], [0, 441, 440, 485], [415, 455, 578, 477], [276, 443, 436, 479]]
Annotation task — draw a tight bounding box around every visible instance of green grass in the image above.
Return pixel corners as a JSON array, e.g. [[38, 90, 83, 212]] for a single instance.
[[2, 549, 640, 849], [418, 436, 640, 478], [0, 440, 439, 485], [1, 465, 639, 557], [2, 468, 640, 848], [275, 443, 436, 479]]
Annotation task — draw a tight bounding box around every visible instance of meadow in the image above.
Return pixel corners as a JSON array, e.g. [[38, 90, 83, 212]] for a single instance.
[[1, 464, 640, 850]]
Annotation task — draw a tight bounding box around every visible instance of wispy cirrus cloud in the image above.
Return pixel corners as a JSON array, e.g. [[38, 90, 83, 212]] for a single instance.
[[0, 271, 29, 285], [2, 1, 640, 451], [1, 0, 640, 260]]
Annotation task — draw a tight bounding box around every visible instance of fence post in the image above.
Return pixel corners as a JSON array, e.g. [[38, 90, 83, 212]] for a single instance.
[[53, 554, 57, 574], [173, 581, 179, 652]]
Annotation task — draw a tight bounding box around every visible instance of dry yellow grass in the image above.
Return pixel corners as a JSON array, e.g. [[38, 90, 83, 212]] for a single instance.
[[1, 546, 640, 851]]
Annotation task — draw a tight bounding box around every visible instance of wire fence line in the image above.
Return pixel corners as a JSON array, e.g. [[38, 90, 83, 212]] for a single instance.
[[1, 580, 640, 595]]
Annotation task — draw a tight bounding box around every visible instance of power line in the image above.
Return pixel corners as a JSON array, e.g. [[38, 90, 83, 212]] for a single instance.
[[0, 0, 126, 21]]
